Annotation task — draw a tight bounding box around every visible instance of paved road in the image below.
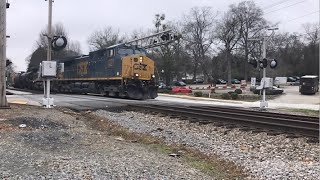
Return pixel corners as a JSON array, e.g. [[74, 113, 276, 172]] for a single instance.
[[6, 88, 319, 111], [269, 86, 319, 104]]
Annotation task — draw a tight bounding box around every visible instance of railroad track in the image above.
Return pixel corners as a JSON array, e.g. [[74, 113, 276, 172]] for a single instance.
[[130, 104, 319, 139]]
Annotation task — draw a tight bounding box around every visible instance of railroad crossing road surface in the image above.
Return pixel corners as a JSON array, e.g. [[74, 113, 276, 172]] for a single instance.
[[6, 89, 319, 111]]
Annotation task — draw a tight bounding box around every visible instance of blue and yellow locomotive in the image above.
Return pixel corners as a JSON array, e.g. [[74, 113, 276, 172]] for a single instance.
[[53, 44, 158, 99], [14, 30, 180, 100]]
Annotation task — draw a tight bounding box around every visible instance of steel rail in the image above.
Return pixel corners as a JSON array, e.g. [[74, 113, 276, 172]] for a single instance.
[[195, 106, 318, 122], [132, 104, 319, 138]]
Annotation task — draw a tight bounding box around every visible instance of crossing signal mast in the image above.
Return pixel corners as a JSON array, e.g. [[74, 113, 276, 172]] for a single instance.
[[249, 27, 278, 110], [121, 29, 181, 49]]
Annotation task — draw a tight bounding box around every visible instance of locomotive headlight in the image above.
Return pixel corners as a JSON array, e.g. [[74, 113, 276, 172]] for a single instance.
[[139, 56, 143, 63], [152, 74, 155, 78]]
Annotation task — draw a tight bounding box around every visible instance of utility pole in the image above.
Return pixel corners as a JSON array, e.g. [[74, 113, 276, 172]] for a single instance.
[[43, 0, 53, 108], [249, 28, 278, 110], [260, 28, 278, 109], [261, 37, 267, 109], [0, 0, 8, 107]]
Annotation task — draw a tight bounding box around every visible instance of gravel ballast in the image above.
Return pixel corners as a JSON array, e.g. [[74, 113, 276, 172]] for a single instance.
[[0, 105, 212, 179], [94, 110, 320, 180]]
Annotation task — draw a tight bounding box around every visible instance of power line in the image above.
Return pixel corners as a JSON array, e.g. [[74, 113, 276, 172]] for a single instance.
[[265, 0, 306, 15], [263, 0, 292, 9], [295, 31, 319, 37], [285, 10, 320, 23]]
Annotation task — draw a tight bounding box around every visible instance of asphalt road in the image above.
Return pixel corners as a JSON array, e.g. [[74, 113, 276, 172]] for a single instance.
[[6, 87, 319, 111], [6, 90, 213, 111]]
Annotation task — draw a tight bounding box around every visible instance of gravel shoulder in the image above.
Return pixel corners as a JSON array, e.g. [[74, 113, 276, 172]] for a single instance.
[[0, 105, 217, 179], [94, 109, 320, 180]]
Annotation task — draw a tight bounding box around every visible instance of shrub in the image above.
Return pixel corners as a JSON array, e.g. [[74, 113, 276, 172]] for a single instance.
[[194, 91, 203, 97], [230, 92, 238, 100], [158, 89, 171, 94], [235, 89, 242, 94], [202, 93, 209, 97], [221, 93, 231, 99], [228, 91, 234, 94]]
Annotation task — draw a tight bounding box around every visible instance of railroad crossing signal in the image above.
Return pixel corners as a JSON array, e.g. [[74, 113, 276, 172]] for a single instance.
[[249, 58, 278, 69], [6, 59, 11, 67], [270, 59, 278, 69], [259, 58, 268, 69], [51, 36, 67, 51]]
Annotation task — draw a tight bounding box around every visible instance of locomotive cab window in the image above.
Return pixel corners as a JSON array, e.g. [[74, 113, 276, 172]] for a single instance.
[[118, 48, 133, 57]]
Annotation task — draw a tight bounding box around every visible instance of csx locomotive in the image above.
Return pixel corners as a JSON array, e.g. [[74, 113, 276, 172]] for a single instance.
[[14, 43, 158, 100]]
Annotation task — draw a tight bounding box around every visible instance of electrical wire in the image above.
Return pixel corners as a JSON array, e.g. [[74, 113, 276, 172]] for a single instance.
[[285, 10, 319, 23], [263, 0, 292, 9], [265, 0, 306, 15]]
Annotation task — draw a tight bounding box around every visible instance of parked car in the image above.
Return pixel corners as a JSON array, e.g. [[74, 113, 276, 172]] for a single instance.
[[287, 77, 300, 85], [158, 82, 167, 89], [293, 76, 300, 81], [216, 79, 227, 84], [231, 79, 241, 84], [172, 87, 192, 93], [193, 78, 204, 84], [287, 77, 297, 82], [174, 81, 187, 86]]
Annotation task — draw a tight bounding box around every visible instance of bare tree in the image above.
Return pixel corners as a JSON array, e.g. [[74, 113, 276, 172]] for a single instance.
[[303, 23, 320, 45], [27, 23, 82, 72], [183, 7, 218, 82], [36, 22, 68, 48], [216, 11, 241, 85], [87, 26, 124, 51], [65, 40, 82, 56], [231, 1, 266, 80]]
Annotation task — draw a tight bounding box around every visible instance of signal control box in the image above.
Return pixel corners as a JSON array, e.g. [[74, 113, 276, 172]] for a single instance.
[[41, 61, 57, 77], [263, 78, 273, 88]]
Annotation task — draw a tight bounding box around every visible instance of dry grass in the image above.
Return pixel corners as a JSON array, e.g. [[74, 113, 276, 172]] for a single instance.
[[78, 111, 247, 179]]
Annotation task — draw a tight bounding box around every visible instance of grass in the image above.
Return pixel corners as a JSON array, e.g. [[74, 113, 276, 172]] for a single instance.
[[74, 111, 247, 179], [284, 108, 319, 117]]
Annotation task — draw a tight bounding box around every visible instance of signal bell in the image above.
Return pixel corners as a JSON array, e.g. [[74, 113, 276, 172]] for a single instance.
[[270, 59, 278, 69]]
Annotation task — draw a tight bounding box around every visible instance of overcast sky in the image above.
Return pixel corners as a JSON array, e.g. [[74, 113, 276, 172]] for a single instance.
[[6, 0, 319, 71]]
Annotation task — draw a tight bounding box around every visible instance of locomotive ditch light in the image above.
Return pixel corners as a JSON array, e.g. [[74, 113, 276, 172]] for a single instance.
[[270, 59, 278, 69], [135, 73, 139, 77], [152, 74, 155, 78]]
